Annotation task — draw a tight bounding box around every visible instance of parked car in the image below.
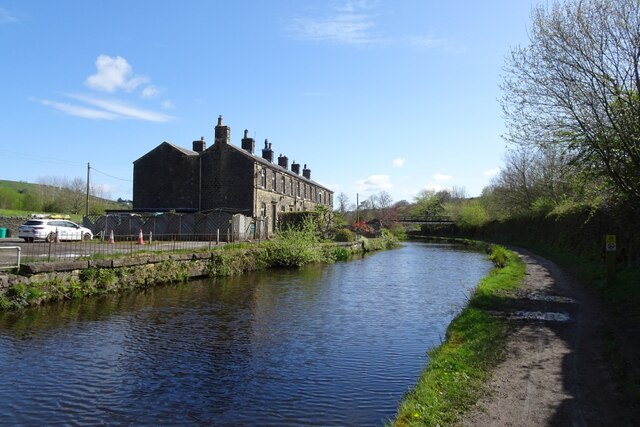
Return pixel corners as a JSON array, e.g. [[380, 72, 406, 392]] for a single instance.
[[18, 218, 93, 242]]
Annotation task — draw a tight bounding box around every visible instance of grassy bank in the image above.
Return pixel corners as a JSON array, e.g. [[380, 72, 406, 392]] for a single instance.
[[392, 246, 526, 426]]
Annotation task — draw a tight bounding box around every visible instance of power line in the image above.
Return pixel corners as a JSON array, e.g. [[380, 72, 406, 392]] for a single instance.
[[0, 148, 84, 167], [90, 167, 132, 182]]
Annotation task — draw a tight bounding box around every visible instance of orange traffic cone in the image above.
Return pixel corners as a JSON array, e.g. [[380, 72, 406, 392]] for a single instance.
[[137, 229, 145, 245], [108, 230, 115, 244]]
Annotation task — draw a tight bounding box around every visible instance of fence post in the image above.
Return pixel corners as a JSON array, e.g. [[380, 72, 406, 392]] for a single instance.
[[216, 229, 220, 245]]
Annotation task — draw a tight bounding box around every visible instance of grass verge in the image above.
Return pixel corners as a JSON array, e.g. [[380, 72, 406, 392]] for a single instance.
[[391, 246, 526, 426]]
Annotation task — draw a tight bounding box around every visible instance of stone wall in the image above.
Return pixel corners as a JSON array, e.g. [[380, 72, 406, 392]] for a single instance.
[[0, 216, 28, 237]]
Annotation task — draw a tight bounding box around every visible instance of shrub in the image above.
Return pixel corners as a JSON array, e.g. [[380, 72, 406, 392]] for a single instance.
[[333, 228, 355, 242], [488, 245, 509, 268]]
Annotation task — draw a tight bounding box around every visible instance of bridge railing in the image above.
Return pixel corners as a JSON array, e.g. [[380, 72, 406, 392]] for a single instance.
[[396, 215, 453, 223]]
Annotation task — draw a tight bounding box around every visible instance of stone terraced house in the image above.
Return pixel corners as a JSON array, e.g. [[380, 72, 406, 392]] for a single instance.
[[133, 116, 333, 235]]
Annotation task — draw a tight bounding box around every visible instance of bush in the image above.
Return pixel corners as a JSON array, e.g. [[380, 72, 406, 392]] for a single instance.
[[488, 245, 509, 268], [264, 217, 326, 267], [333, 228, 355, 242]]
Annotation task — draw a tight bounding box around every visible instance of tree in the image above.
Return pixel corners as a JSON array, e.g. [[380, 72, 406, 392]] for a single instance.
[[501, 0, 640, 205], [411, 189, 445, 217], [336, 192, 350, 215]]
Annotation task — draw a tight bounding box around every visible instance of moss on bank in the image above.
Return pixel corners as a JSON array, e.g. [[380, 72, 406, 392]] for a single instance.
[[391, 246, 526, 426]]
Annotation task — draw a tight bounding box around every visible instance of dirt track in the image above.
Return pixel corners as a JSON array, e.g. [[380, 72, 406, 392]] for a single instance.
[[461, 249, 639, 426]]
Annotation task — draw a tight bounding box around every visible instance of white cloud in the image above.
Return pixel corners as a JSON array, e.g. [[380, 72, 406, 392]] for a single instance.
[[141, 85, 160, 98], [40, 99, 119, 120], [289, 1, 381, 45], [70, 94, 173, 122], [424, 183, 448, 192], [355, 174, 392, 192], [433, 172, 452, 182], [392, 158, 405, 168], [0, 7, 18, 23], [406, 34, 462, 53], [484, 167, 501, 177], [85, 55, 149, 93], [161, 100, 175, 109]]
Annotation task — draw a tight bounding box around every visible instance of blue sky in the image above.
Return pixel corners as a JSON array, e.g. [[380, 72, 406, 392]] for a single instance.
[[0, 0, 535, 206]]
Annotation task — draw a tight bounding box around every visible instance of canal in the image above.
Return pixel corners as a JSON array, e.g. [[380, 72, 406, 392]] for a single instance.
[[0, 242, 491, 425]]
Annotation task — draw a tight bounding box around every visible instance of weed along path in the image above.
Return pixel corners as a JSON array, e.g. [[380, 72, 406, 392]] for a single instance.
[[461, 249, 638, 426]]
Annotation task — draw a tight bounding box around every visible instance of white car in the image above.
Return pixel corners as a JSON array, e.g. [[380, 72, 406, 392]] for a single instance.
[[18, 219, 93, 243]]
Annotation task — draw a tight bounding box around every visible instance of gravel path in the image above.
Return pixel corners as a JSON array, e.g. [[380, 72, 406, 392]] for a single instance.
[[461, 249, 639, 426]]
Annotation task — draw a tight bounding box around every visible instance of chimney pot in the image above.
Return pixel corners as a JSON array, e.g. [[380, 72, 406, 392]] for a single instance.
[[291, 161, 300, 175], [241, 129, 255, 154], [262, 139, 274, 162], [278, 153, 289, 169], [214, 115, 230, 145], [193, 137, 206, 152]]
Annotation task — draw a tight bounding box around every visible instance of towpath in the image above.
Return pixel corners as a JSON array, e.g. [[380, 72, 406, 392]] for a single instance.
[[461, 249, 639, 426]]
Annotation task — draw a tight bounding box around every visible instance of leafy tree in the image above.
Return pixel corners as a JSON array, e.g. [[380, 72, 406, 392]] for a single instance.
[[501, 0, 640, 205], [411, 189, 445, 217]]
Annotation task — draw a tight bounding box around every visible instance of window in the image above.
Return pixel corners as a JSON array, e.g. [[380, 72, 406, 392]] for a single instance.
[[303, 184, 307, 199], [297, 181, 300, 197], [290, 178, 293, 195], [281, 176, 286, 194], [261, 202, 267, 217], [271, 171, 276, 191], [260, 168, 267, 188]]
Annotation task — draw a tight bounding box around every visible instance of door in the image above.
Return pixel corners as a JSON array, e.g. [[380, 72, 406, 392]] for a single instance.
[[271, 203, 277, 234]]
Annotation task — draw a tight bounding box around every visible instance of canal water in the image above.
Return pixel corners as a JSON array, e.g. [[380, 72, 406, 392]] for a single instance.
[[0, 242, 491, 425]]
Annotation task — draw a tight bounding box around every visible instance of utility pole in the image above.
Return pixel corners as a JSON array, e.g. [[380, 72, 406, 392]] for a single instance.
[[85, 162, 90, 217]]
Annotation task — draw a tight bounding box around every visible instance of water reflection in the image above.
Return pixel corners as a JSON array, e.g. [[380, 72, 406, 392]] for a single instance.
[[0, 242, 490, 425]]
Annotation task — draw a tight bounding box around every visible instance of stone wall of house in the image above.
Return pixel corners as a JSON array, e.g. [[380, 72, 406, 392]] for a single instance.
[[200, 143, 254, 214], [133, 142, 199, 211]]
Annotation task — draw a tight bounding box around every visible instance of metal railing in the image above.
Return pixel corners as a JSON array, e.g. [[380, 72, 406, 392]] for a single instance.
[[16, 233, 230, 263], [0, 246, 21, 270]]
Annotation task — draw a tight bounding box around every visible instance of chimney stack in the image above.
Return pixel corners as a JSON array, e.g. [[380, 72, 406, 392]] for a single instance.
[[302, 164, 311, 180], [193, 136, 206, 153], [241, 129, 255, 154], [214, 115, 230, 145], [261, 139, 274, 163], [291, 161, 300, 175], [277, 153, 289, 169]]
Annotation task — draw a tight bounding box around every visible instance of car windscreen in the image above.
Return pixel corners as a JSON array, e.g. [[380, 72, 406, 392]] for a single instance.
[[24, 221, 44, 225]]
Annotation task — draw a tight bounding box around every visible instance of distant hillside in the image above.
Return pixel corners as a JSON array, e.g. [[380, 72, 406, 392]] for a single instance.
[[0, 179, 130, 215]]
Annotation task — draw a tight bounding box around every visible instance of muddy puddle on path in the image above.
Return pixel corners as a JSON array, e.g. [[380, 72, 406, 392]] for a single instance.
[[523, 293, 576, 304], [509, 311, 571, 322], [488, 293, 576, 323]]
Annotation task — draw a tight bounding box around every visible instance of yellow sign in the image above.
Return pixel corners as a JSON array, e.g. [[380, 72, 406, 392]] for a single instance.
[[606, 235, 616, 252]]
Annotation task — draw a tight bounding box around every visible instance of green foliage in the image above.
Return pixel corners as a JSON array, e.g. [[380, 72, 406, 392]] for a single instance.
[[332, 247, 351, 261], [278, 211, 320, 232], [386, 224, 408, 241], [457, 199, 490, 228], [333, 228, 356, 242], [488, 245, 509, 268], [411, 189, 445, 217], [0, 179, 128, 214], [264, 218, 326, 267]]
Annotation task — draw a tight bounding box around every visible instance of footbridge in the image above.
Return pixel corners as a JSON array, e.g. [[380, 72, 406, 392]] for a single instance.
[[396, 215, 454, 224]]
